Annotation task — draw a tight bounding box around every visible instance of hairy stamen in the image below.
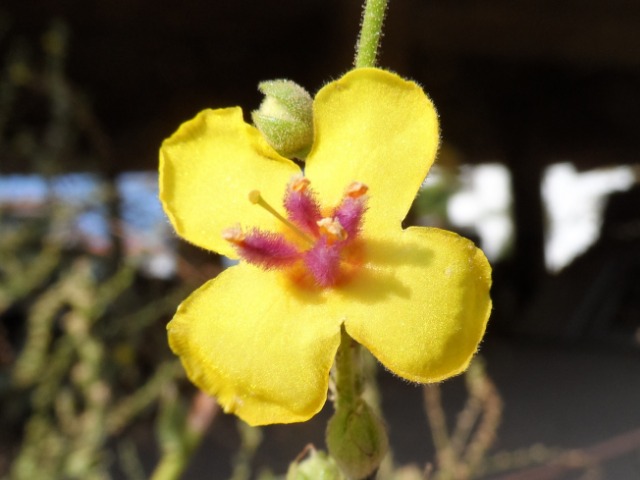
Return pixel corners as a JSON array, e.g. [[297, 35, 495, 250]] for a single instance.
[[284, 176, 322, 236], [223, 179, 369, 288], [223, 226, 300, 269]]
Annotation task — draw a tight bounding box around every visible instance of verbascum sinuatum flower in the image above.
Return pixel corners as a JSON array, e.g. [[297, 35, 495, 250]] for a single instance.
[[159, 68, 492, 426]]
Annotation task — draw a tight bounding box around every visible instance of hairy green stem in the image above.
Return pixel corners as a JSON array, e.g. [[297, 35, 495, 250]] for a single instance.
[[334, 326, 361, 409], [354, 0, 389, 68], [329, 328, 388, 479]]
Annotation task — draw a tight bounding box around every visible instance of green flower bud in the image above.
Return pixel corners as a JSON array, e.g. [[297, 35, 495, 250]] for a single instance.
[[252, 79, 313, 160], [286, 447, 345, 480], [326, 399, 388, 480]]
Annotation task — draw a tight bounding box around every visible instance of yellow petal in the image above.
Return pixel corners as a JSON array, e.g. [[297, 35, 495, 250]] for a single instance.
[[167, 264, 342, 426], [305, 68, 439, 233], [341, 227, 491, 383], [159, 108, 300, 257]]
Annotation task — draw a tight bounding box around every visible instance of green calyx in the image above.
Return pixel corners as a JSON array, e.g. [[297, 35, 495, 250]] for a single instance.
[[326, 398, 388, 480], [251, 79, 313, 160]]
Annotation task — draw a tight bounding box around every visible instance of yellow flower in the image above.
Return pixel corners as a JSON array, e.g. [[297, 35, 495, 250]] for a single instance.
[[159, 68, 492, 426]]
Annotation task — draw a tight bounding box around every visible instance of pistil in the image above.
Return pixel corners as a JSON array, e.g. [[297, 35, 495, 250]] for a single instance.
[[249, 190, 313, 244]]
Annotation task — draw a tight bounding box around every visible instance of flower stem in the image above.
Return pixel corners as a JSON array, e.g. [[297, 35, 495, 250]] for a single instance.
[[334, 326, 361, 409], [354, 0, 389, 68], [328, 328, 388, 479]]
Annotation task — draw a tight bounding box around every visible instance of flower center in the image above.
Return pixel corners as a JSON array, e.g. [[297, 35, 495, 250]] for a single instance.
[[222, 175, 368, 288]]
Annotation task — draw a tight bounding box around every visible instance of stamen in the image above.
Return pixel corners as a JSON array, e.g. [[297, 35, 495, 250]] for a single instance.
[[317, 217, 347, 244], [249, 190, 313, 244], [345, 181, 368, 198], [224, 227, 301, 269], [284, 176, 322, 236], [290, 175, 311, 193], [334, 182, 368, 239], [222, 225, 245, 246], [223, 180, 368, 288], [304, 239, 341, 287]]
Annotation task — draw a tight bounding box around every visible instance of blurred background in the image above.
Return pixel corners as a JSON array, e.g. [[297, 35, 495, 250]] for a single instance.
[[1, 1, 639, 478]]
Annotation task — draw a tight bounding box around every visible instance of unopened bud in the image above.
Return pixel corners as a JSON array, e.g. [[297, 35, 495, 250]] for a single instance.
[[252, 79, 313, 160], [286, 447, 344, 480], [326, 399, 388, 480]]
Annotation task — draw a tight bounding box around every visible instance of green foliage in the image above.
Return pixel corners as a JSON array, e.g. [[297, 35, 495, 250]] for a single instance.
[[0, 19, 190, 479]]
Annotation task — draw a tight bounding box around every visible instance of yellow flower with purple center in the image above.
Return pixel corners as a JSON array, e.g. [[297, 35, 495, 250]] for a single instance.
[[159, 68, 492, 426]]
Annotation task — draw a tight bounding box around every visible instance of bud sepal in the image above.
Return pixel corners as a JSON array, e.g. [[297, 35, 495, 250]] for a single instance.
[[252, 79, 313, 159]]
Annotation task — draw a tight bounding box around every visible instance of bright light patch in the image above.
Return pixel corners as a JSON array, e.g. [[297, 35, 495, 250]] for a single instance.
[[542, 162, 635, 272], [447, 163, 513, 260], [446, 162, 636, 271]]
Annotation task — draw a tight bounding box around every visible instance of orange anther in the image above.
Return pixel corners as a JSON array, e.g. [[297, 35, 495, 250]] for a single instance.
[[317, 217, 347, 244], [222, 225, 245, 245], [345, 181, 368, 198], [290, 176, 311, 193]]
